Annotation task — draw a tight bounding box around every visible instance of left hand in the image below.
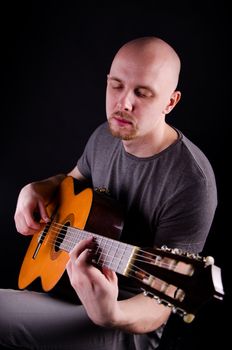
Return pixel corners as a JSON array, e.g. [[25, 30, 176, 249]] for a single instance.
[[66, 237, 120, 327]]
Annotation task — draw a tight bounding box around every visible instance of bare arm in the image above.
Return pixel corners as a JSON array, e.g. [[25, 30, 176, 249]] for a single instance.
[[14, 166, 86, 236], [116, 293, 170, 333], [67, 166, 86, 180], [67, 237, 172, 333]]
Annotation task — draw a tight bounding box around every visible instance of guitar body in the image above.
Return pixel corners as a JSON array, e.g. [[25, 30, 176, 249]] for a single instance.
[[18, 176, 124, 291]]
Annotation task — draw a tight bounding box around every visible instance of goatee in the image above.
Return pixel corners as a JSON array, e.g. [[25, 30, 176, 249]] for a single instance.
[[107, 119, 137, 140]]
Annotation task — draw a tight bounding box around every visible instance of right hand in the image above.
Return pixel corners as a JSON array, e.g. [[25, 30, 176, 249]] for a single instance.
[[14, 182, 51, 236]]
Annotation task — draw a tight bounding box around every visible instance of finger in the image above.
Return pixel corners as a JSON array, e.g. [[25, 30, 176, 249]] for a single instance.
[[66, 251, 93, 290], [77, 248, 95, 266], [24, 210, 43, 231], [71, 247, 94, 269], [69, 237, 95, 262], [38, 200, 50, 223], [14, 212, 39, 235], [19, 200, 43, 230], [66, 259, 72, 277]]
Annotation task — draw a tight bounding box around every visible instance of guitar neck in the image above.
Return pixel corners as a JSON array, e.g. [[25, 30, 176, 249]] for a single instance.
[[58, 223, 137, 276]]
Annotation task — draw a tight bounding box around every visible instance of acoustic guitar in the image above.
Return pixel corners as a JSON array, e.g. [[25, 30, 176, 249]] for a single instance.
[[18, 176, 224, 323]]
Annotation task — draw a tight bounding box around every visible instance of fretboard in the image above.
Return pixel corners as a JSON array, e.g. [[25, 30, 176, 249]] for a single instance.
[[59, 224, 137, 276]]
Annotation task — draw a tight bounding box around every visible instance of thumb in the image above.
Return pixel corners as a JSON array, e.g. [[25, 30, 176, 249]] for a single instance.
[[102, 267, 117, 283]]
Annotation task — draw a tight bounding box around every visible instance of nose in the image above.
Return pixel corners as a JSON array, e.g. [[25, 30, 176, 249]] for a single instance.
[[117, 91, 133, 112]]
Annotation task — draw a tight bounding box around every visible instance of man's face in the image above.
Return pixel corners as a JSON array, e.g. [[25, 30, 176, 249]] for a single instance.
[[106, 51, 177, 141]]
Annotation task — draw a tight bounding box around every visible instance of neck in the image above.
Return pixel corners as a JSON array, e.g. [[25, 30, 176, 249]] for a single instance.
[[122, 124, 178, 158]]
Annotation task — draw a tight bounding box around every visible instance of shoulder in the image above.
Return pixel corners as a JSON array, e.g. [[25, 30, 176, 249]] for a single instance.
[[178, 131, 216, 183]]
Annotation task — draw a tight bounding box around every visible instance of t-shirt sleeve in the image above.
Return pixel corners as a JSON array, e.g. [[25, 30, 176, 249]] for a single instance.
[[153, 176, 217, 254], [77, 143, 92, 180], [76, 126, 102, 180]]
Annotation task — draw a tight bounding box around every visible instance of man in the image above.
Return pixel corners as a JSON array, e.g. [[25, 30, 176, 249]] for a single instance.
[[0, 37, 217, 349]]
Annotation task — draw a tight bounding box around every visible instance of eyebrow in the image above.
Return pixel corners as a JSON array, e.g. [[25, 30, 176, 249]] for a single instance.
[[107, 75, 121, 82]]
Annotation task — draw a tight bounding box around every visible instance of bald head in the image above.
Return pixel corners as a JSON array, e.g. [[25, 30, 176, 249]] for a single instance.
[[106, 36, 182, 144], [110, 36, 181, 92]]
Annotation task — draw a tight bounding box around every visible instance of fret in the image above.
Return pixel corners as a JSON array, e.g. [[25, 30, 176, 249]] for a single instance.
[[100, 238, 113, 267], [95, 236, 103, 258], [95, 236, 108, 266], [106, 240, 121, 270], [117, 242, 137, 275]]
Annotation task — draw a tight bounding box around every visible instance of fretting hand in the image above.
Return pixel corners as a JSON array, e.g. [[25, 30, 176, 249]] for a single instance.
[[66, 237, 121, 327]]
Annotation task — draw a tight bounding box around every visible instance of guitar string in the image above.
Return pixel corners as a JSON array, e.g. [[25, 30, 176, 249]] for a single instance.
[[48, 228, 172, 268], [39, 222, 180, 270], [46, 223, 182, 270], [45, 235, 175, 293], [32, 223, 182, 292], [48, 220, 165, 261], [123, 267, 172, 294], [43, 235, 171, 292]]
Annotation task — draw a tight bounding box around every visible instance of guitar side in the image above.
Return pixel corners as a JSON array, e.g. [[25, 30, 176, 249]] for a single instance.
[[18, 177, 94, 291]]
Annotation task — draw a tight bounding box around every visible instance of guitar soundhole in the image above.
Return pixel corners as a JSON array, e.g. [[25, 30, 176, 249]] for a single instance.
[[54, 221, 70, 252]]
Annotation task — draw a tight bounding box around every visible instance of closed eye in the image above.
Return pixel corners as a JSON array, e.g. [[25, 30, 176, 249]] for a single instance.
[[107, 76, 123, 90], [111, 82, 123, 89], [135, 88, 153, 98]]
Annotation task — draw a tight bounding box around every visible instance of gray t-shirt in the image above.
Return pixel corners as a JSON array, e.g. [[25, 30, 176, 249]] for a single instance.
[[76, 121, 217, 348], [77, 122, 217, 254]]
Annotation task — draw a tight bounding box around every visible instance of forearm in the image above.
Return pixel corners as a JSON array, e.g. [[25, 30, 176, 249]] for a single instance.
[[30, 173, 67, 204], [31, 165, 86, 203], [107, 293, 171, 334]]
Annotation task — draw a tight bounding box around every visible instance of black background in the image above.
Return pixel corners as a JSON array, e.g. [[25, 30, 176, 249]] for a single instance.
[[1, 1, 229, 349]]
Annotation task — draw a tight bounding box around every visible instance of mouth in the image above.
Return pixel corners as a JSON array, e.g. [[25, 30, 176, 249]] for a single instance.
[[112, 113, 133, 127], [114, 117, 132, 126]]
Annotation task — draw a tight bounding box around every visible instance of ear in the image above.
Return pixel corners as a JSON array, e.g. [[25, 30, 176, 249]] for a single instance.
[[163, 91, 181, 114]]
